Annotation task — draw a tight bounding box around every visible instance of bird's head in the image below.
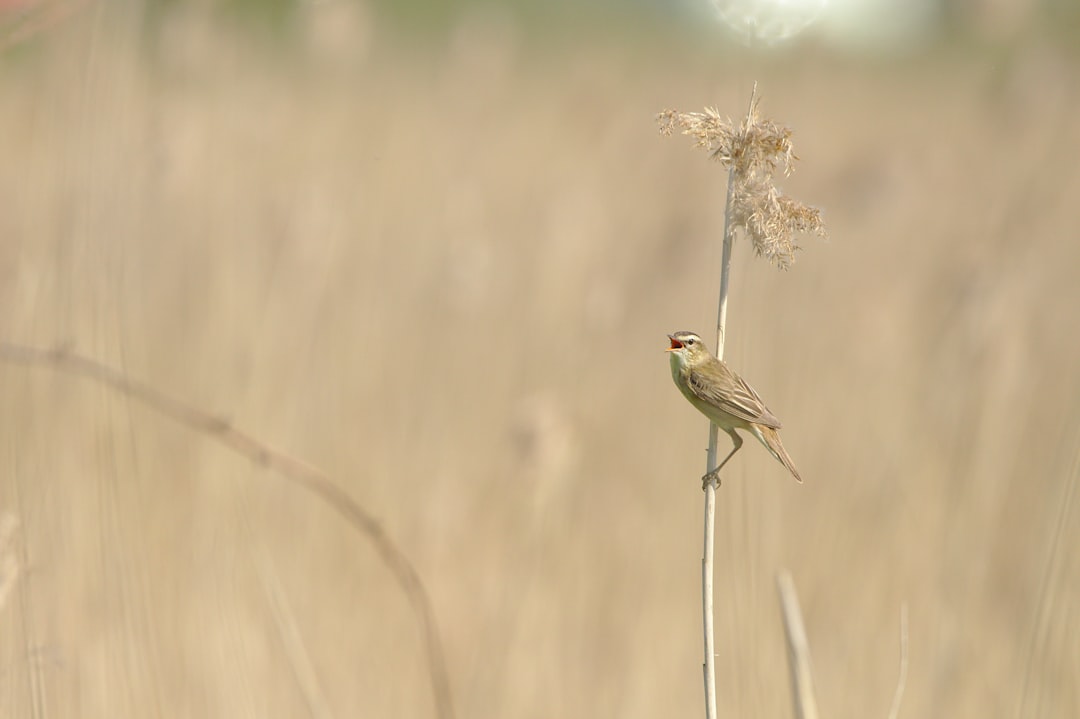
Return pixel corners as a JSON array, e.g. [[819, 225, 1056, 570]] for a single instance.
[[666, 331, 710, 368]]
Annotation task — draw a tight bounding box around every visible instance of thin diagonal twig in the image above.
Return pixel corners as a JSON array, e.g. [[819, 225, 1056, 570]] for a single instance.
[[0, 341, 454, 719]]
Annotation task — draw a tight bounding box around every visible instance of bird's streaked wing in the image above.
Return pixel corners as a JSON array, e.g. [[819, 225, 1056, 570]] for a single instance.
[[686, 365, 783, 429]]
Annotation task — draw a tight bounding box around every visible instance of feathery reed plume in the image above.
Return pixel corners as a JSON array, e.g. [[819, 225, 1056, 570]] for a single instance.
[[658, 95, 826, 269]]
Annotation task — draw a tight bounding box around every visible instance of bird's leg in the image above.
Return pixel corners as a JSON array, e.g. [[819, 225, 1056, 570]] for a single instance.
[[702, 430, 743, 490]]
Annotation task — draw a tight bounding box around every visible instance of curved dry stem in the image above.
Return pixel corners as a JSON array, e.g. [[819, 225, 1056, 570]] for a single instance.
[[0, 341, 454, 719]]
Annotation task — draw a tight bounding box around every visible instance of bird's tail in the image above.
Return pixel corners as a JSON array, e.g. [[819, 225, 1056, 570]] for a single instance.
[[754, 426, 803, 483]]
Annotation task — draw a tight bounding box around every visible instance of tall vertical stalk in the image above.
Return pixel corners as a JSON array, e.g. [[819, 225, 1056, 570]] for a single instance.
[[660, 87, 825, 719], [702, 165, 736, 719]]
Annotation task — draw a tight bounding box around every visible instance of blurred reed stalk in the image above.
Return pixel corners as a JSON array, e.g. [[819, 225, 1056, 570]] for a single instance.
[[777, 571, 819, 719], [659, 86, 825, 719]]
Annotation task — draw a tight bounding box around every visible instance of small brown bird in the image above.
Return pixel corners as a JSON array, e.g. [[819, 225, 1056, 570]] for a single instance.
[[667, 331, 802, 486]]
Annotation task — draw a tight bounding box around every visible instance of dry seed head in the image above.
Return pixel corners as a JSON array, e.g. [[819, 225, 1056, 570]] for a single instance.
[[658, 92, 826, 269]]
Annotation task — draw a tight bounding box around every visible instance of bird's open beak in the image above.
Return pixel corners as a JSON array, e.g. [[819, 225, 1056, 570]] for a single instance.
[[666, 335, 682, 352]]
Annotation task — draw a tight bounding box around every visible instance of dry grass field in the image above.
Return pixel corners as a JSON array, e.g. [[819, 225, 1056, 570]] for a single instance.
[[0, 3, 1078, 717]]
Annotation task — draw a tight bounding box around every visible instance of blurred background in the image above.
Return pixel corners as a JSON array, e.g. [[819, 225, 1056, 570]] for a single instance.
[[1, 0, 1078, 716]]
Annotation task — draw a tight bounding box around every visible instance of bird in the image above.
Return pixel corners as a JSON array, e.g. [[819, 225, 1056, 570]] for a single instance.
[[666, 330, 802, 487]]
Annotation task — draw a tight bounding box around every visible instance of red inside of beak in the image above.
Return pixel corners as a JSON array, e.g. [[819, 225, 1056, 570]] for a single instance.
[[669, 338, 683, 350]]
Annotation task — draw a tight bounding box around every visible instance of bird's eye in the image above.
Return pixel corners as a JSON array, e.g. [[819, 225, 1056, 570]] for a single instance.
[[685, 338, 695, 345]]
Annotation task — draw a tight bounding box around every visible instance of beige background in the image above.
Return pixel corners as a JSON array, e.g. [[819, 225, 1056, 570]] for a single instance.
[[0, 3, 1077, 717]]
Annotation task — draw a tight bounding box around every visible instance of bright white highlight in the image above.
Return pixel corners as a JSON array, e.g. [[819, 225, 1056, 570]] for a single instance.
[[712, 0, 828, 44]]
